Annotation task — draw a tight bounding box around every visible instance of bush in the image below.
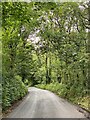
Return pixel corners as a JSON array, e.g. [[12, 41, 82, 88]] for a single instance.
[[2, 75, 28, 111]]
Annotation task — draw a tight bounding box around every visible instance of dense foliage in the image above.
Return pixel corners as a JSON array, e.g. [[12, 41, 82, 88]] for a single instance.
[[2, 76, 27, 110], [2, 2, 90, 111]]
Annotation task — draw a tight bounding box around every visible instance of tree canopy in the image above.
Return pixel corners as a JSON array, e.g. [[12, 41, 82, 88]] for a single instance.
[[2, 2, 90, 111]]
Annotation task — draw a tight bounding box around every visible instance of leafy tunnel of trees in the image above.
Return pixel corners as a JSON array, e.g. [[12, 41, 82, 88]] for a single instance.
[[2, 2, 90, 111]]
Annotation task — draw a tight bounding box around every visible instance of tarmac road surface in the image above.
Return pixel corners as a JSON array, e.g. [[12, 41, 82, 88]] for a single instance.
[[7, 87, 86, 118]]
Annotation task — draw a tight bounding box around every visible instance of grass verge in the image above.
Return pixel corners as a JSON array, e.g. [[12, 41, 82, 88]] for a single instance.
[[35, 83, 90, 113]]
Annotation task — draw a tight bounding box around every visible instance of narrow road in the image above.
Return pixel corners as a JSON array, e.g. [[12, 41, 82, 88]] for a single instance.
[[8, 87, 85, 118]]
